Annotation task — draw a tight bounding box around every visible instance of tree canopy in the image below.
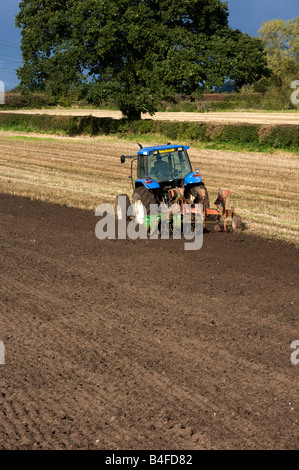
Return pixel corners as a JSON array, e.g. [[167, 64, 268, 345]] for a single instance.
[[16, 0, 269, 119], [252, 18, 299, 109], [258, 17, 299, 74]]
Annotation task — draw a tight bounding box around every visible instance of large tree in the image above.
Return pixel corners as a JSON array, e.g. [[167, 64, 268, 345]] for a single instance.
[[16, 0, 268, 119]]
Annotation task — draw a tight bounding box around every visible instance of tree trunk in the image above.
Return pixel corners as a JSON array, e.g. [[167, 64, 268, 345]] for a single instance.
[[121, 105, 142, 121]]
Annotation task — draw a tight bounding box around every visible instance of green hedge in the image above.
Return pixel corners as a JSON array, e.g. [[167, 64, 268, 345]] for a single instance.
[[2, 93, 54, 109], [0, 112, 298, 150]]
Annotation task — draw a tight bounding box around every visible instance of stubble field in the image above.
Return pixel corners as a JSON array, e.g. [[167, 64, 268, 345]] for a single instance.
[[0, 133, 298, 244]]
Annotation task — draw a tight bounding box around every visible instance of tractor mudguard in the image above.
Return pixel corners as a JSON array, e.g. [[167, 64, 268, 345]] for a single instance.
[[135, 178, 160, 190], [184, 172, 202, 186]]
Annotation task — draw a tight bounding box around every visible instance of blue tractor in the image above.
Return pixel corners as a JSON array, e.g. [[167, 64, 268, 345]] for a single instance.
[[116, 143, 242, 232]]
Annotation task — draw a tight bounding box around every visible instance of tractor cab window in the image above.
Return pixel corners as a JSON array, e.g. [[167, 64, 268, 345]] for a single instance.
[[148, 149, 192, 182], [137, 155, 146, 178]]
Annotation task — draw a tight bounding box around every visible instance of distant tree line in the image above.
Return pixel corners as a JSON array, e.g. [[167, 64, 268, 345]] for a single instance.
[[246, 18, 299, 110]]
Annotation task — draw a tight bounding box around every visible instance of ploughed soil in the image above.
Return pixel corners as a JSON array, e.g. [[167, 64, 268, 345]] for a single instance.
[[0, 193, 298, 450]]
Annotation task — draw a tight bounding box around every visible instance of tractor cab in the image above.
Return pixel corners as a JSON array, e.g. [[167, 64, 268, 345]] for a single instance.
[[136, 145, 192, 184], [120, 143, 204, 195]]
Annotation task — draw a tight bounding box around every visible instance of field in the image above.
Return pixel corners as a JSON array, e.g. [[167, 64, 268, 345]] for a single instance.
[[0, 127, 298, 450], [0, 193, 298, 450], [0, 133, 298, 244]]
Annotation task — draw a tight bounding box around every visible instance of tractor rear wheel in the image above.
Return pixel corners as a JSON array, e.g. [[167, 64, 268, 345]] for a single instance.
[[187, 184, 210, 209], [132, 187, 157, 225]]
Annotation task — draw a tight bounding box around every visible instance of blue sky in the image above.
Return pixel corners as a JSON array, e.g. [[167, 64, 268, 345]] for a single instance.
[[0, 0, 298, 90]]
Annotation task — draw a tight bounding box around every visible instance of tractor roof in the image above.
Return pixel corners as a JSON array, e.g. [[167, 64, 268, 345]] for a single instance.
[[137, 144, 190, 156]]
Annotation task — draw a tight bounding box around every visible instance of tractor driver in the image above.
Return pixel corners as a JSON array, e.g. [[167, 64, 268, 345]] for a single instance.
[[153, 154, 172, 179]]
